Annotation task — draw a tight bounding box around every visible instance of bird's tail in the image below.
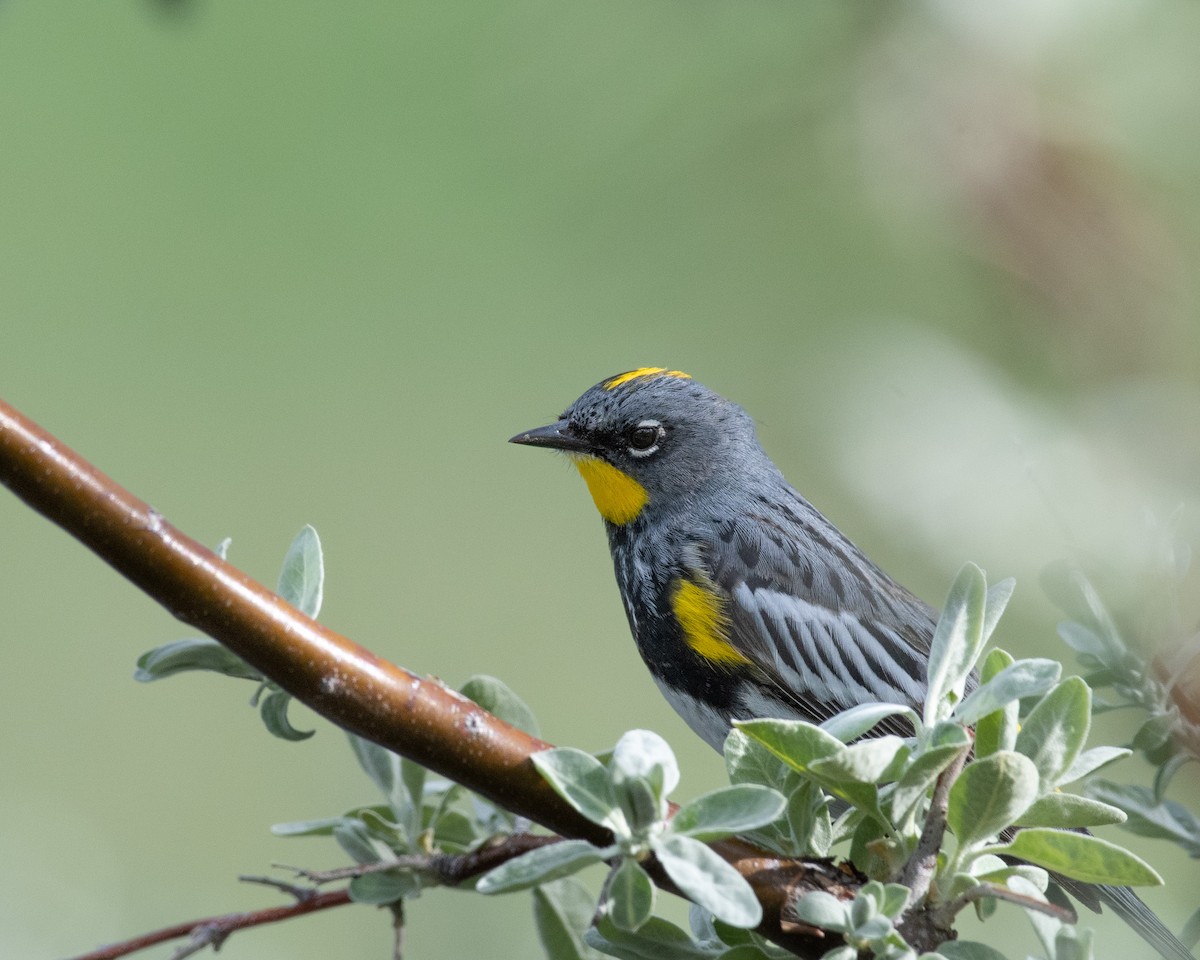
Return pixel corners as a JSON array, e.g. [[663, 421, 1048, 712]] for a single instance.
[[1057, 878, 1194, 960]]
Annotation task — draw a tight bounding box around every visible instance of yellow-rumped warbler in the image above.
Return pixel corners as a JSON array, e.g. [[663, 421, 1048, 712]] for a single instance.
[[511, 367, 1190, 960]]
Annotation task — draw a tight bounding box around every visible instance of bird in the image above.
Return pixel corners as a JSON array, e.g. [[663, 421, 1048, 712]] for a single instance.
[[510, 366, 1192, 960]]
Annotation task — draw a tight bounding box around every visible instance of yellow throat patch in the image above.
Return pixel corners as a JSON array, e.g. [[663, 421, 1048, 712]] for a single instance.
[[603, 367, 692, 391], [671, 578, 752, 667], [570, 455, 648, 525]]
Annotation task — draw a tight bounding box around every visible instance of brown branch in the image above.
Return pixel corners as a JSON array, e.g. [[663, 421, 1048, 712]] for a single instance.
[[899, 740, 970, 905], [67, 890, 352, 960], [0, 398, 853, 958]]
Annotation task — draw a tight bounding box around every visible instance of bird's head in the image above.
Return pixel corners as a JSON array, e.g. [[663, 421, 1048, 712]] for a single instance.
[[510, 367, 765, 526]]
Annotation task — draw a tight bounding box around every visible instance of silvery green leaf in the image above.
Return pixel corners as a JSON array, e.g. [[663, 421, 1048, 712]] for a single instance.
[[585, 913, 714, 960], [476, 839, 608, 894], [877, 883, 910, 920], [986, 828, 1163, 886], [974, 863, 1048, 891], [1058, 745, 1130, 785], [1057, 621, 1109, 659], [259, 689, 315, 741], [533, 878, 606, 960], [348, 869, 421, 903], [947, 751, 1039, 848], [734, 719, 844, 771], [820, 703, 919, 743], [610, 729, 679, 803], [980, 577, 1015, 646], [271, 815, 354, 836], [533, 748, 628, 835], [460, 675, 540, 737], [954, 659, 1061, 726], [809, 736, 909, 785], [850, 914, 893, 942], [348, 733, 402, 806], [973, 649, 1017, 758], [334, 820, 387, 864], [616, 776, 663, 837], [652, 833, 761, 928], [1082, 780, 1200, 855], [934, 942, 1010, 960], [925, 564, 988, 726], [888, 722, 971, 823], [608, 858, 655, 932], [787, 779, 833, 857], [1014, 678, 1091, 788], [276, 524, 323, 617], [671, 785, 786, 841], [1013, 792, 1126, 829], [134, 637, 262, 682], [790, 890, 849, 932]]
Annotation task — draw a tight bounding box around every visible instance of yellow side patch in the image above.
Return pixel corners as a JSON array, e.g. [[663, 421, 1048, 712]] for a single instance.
[[672, 579, 751, 667], [603, 367, 692, 391], [571, 455, 649, 525]]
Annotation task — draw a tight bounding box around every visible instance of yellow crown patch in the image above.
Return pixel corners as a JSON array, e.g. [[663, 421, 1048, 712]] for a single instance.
[[603, 367, 692, 391]]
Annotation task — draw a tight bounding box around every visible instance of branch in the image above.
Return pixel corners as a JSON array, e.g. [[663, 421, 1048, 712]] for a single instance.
[[66, 890, 352, 960], [899, 740, 970, 904], [0, 399, 852, 958]]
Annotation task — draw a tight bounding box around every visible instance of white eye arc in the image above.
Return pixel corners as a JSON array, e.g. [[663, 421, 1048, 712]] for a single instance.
[[627, 419, 664, 457]]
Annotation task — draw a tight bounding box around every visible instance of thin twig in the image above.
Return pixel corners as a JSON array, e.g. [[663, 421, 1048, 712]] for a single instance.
[[899, 741, 970, 905], [936, 882, 1077, 925], [66, 890, 351, 960]]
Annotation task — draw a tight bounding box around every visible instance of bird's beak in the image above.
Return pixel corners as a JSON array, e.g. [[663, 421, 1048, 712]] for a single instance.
[[508, 420, 591, 453]]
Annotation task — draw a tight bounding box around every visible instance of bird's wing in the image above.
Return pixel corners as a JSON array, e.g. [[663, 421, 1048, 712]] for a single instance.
[[694, 505, 939, 737]]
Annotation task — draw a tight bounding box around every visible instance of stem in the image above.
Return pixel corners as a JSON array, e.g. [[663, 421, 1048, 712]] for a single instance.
[[899, 741, 970, 905]]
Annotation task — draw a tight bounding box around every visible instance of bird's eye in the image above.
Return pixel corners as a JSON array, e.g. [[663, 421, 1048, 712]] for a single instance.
[[627, 420, 664, 456]]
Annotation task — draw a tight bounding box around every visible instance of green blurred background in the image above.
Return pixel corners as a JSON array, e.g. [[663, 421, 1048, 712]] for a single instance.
[[3, 1, 1200, 957]]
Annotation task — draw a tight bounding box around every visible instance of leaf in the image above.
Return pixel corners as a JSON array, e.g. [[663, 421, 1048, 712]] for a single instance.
[[585, 913, 711, 960], [934, 942, 1011, 960], [348, 869, 421, 903], [1014, 678, 1091, 788], [271, 815, 355, 837], [476, 839, 609, 894], [808, 736, 909, 785], [987, 828, 1163, 886], [259, 689, 315, 741], [1058, 746, 1130, 785], [925, 563, 988, 726], [533, 748, 628, 835], [955, 659, 1061, 727], [671, 785, 786, 841], [276, 524, 324, 618], [460, 675, 540, 737], [348, 733, 402, 805], [947, 751, 1039, 848], [973, 649, 1017, 758], [819, 703, 919, 743], [734, 719, 844, 770], [888, 722, 971, 824], [608, 858, 655, 932], [652, 833, 762, 928], [790, 890, 849, 932], [1082, 780, 1200, 855], [609, 729, 679, 802], [981, 578, 1016, 646], [133, 637, 261, 682], [534, 878, 606, 960], [1013, 793, 1127, 829]]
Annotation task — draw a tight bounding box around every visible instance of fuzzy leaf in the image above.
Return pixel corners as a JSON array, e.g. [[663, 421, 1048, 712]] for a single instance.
[[1014, 678, 1091, 787], [460, 675, 540, 737], [533, 879, 605, 960], [947, 751, 1039, 848], [671, 785, 786, 841], [477, 839, 608, 894], [533, 748, 627, 834], [276, 525, 324, 617], [955, 659, 1061, 727], [652, 833, 761, 928], [134, 637, 261, 682], [988, 828, 1163, 886], [608, 858, 655, 931], [925, 564, 989, 725], [1013, 793, 1127, 829], [820, 703, 918, 743]]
